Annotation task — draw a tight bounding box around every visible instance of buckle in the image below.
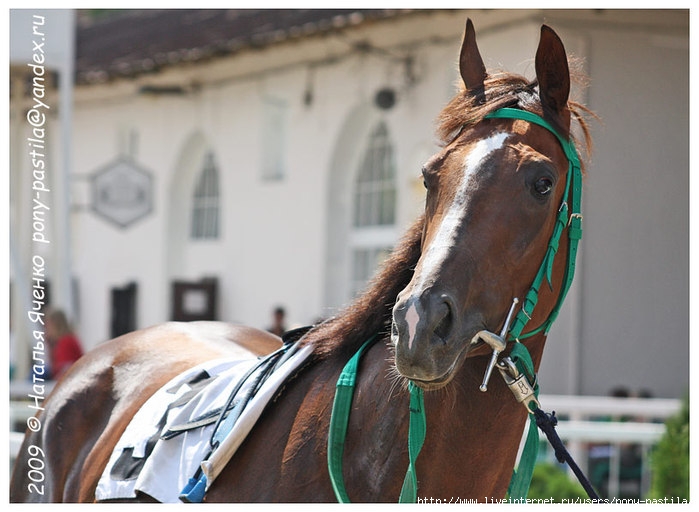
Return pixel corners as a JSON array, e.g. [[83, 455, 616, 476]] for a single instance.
[[497, 357, 540, 412], [568, 213, 583, 240], [568, 212, 583, 226]]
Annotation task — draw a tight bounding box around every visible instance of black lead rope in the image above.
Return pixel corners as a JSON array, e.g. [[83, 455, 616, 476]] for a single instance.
[[532, 407, 602, 501]]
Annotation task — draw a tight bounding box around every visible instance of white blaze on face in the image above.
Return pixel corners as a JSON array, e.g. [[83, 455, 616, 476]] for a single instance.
[[414, 131, 510, 295], [406, 303, 420, 349]]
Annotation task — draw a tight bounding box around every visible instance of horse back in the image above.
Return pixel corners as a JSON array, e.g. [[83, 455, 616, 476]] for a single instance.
[[9, 321, 282, 503]]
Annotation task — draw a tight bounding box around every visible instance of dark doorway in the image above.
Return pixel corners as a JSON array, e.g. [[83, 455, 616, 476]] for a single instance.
[[111, 281, 137, 338]]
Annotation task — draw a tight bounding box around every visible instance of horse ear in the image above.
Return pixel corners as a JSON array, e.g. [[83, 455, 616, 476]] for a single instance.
[[459, 18, 487, 103], [535, 25, 571, 133]]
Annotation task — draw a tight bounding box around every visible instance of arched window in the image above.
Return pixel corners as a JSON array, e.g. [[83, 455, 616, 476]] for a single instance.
[[350, 121, 397, 296], [353, 122, 396, 227], [190, 152, 220, 239]]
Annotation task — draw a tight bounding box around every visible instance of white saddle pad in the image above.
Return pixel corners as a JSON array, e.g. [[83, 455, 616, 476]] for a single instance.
[[96, 344, 313, 503]]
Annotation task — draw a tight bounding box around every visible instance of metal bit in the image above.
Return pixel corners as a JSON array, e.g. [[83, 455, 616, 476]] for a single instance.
[[479, 298, 519, 392]]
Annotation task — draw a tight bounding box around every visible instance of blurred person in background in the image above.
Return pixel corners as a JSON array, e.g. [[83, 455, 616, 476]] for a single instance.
[[267, 306, 287, 337], [45, 308, 84, 380]]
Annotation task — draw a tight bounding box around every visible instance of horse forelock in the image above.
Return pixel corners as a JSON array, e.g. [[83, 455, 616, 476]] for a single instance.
[[438, 70, 593, 171]]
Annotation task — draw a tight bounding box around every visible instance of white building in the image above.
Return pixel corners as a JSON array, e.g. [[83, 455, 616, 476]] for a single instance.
[[9, 9, 689, 398]]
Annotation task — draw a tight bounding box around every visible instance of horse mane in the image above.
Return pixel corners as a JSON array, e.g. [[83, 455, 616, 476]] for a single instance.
[[306, 215, 424, 360], [306, 60, 594, 360]]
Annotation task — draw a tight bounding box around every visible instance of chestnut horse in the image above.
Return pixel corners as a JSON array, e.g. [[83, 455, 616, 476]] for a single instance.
[[10, 19, 592, 503]]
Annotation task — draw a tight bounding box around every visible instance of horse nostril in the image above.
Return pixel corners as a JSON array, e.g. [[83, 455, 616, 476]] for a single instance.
[[433, 300, 454, 342], [391, 318, 400, 344], [393, 293, 457, 349]]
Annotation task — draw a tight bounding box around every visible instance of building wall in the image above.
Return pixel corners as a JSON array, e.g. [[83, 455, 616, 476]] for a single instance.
[[569, 18, 689, 398], [69, 10, 474, 340]]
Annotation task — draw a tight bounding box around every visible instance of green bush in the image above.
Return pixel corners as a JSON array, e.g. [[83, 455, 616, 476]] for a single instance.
[[648, 394, 689, 501], [527, 462, 588, 502]]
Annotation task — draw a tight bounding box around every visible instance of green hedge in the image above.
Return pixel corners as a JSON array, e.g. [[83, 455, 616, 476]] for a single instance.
[[648, 394, 689, 501]]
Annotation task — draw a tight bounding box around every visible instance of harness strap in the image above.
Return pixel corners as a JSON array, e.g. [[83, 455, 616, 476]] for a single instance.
[[503, 343, 540, 500], [399, 382, 426, 503], [327, 336, 426, 503], [327, 336, 375, 503], [208, 345, 288, 449]]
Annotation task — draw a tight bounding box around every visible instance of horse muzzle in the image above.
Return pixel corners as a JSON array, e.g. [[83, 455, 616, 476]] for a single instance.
[[391, 291, 480, 389]]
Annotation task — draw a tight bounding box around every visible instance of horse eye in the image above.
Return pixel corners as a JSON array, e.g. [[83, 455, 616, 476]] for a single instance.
[[533, 177, 553, 196]]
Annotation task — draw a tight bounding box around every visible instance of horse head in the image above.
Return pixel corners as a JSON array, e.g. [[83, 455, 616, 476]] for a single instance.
[[391, 19, 578, 390]]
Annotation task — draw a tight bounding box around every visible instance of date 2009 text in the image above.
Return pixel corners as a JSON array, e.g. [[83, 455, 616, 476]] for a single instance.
[[24, 444, 46, 496]]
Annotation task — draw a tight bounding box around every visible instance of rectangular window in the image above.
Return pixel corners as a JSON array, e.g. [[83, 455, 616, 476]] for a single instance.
[[261, 97, 288, 181]]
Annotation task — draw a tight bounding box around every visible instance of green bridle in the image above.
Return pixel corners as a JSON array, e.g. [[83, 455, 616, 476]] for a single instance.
[[327, 107, 583, 503], [485, 107, 583, 342]]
